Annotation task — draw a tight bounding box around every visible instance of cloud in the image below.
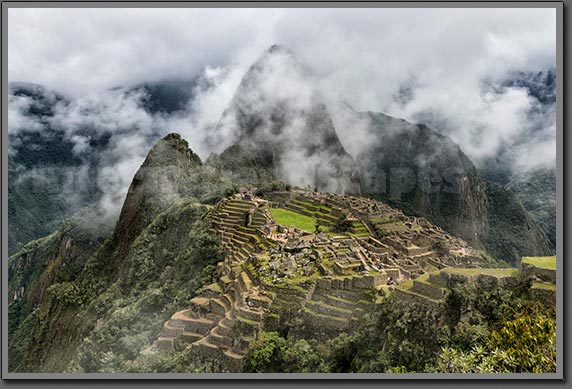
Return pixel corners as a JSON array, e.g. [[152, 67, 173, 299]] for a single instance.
[[8, 7, 557, 209]]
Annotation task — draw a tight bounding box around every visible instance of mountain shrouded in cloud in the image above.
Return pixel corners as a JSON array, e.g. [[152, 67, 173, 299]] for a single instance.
[[210, 45, 362, 195], [6, 8, 558, 375], [7, 8, 557, 255], [8, 44, 554, 261], [334, 105, 552, 262]]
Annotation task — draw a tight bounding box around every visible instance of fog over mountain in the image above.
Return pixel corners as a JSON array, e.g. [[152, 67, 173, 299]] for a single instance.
[[8, 8, 557, 254]]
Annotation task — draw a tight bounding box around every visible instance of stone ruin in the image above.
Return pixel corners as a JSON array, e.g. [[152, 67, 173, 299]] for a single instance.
[[145, 189, 500, 371]]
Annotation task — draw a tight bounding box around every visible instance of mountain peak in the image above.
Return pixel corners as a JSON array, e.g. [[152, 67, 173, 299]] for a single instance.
[[144, 132, 201, 168], [212, 46, 362, 195], [112, 133, 202, 252], [267, 44, 293, 55]]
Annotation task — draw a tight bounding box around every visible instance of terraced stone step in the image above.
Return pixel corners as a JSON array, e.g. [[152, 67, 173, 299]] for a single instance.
[[178, 331, 203, 344], [191, 338, 221, 359], [393, 287, 441, 308], [224, 349, 244, 361], [160, 322, 185, 337], [239, 271, 254, 291], [170, 314, 218, 334], [155, 337, 174, 351], [306, 300, 353, 318], [225, 307, 237, 321], [271, 295, 301, 309], [236, 305, 264, 322], [227, 201, 254, 210], [412, 280, 448, 300], [312, 292, 357, 311], [234, 316, 261, 335], [208, 327, 233, 347], [302, 307, 348, 329], [224, 204, 253, 213], [325, 287, 366, 302], [219, 275, 233, 286], [246, 294, 273, 309], [210, 298, 230, 315], [217, 319, 235, 337], [221, 293, 234, 308]]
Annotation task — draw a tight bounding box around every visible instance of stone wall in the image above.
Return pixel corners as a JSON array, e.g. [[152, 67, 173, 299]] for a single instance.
[[522, 263, 556, 283]]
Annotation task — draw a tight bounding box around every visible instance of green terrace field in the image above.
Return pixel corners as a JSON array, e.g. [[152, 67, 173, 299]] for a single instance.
[[269, 207, 370, 237], [269, 208, 317, 232], [532, 281, 556, 291], [442, 268, 519, 277], [522, 256, 556, 270], [370, 217, 407, 231]]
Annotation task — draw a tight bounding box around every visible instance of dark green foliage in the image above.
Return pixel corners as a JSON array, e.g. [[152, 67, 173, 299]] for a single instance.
[[244, 332, 325, 373], [304, 273, 556, 374], [243, 332, 286, 372], [9, 198, 223, 373], [66, 204, 222, 373], [332, 214, 352, 234], [438, 313, 556, 373], [314, 222, 322, 234]]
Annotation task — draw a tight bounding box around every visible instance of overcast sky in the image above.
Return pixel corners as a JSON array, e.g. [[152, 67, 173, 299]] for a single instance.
[[9, 8, 556, 97]]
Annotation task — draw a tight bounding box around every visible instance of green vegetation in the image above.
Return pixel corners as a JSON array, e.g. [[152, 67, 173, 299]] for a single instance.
[[269, 208, 317, 232], [8, 200, 223, 373], [438, 313, 556, 373], [532, 282, 556, 291], [522, 256, 556, 270], [269, 206, 369, 238], [244, 332, 326, 373], [443, 268, 519, 277], [332, 214, 352, 234]]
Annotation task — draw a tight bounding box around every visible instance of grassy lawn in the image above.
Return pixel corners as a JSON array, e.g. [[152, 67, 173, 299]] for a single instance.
[[443, 268, 519, 277], [532, 282, 556, 291], [270, 207, 370, 238], [522, 256, 556, 270], [270, 207, 318, 232], [373, 220, 406, 231]]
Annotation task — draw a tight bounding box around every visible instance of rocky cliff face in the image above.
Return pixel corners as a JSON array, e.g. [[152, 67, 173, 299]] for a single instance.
[[210, 45, 362, 195], [507, 168, 556, 249]]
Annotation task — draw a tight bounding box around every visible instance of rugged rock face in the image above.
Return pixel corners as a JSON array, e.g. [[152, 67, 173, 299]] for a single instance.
[[484, 181, 553, 261], [210, 45, 362, 195], [337, 107, 552, 263], [507, 168, 556, 249]]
